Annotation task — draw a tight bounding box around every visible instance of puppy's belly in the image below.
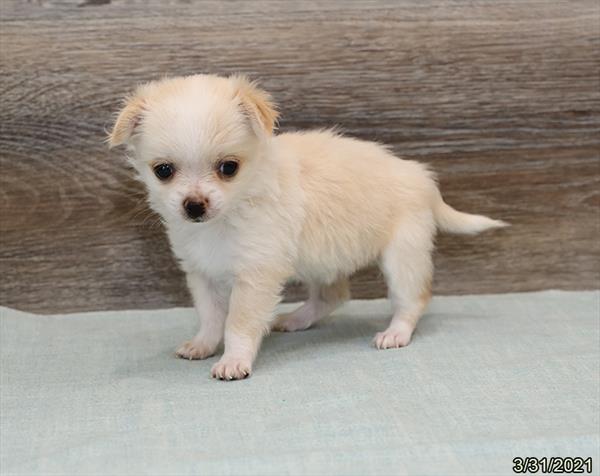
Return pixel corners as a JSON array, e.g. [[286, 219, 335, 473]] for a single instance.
[[293, 245, 379, 284]]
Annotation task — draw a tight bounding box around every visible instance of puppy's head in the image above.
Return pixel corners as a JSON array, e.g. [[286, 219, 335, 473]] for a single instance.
[[109, 74, 278, 224]]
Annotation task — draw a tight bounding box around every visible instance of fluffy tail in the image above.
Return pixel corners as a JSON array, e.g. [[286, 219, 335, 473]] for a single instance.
[[434, 196, 508, 235]]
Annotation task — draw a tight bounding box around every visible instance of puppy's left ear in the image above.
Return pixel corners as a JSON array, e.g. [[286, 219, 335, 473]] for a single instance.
[[231, 75, 279, 136], [108, 95, 146, 148]]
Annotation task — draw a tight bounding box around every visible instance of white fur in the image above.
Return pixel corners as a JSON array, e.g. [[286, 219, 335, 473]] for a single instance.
[[110, 74, 507, 380]]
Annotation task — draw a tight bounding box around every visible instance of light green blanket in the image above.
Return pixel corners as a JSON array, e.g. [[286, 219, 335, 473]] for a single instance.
[[1, 291, 599, 475]]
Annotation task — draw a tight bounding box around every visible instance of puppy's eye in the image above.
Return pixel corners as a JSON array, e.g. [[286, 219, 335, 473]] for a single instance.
[[218, 160, 239, 178], [153, 163, 174, 181]]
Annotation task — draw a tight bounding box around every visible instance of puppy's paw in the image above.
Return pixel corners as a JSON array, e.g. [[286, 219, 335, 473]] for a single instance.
[[175, 340, 216, 360], [211, 355, 252, 380], [373, 325, 414, 350], [272, 312, 313, 332]]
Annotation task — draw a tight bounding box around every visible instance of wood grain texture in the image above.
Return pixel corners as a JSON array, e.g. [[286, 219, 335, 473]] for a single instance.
[[1, 0, 599, 313]]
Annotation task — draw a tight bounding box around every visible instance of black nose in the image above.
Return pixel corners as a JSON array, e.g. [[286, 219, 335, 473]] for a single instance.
[[183, 200, 206, 221]]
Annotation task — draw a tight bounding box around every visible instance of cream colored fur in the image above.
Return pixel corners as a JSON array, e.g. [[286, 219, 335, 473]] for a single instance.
[[109, 74, 507, 380]]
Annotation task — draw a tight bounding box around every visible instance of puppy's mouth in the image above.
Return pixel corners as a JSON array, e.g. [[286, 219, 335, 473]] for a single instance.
[[182, 212, 212, 224], [185, 216, 207, 223]]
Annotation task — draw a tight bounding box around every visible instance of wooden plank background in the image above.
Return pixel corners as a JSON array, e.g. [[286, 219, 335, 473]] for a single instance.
[[1, 0, 598, 314]]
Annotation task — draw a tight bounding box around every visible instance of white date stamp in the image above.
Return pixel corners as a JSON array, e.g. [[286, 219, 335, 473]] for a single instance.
[[513, 457, 593, 474]]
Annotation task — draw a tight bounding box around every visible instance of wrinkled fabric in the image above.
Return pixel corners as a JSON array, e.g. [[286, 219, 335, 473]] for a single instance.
[[1, 291, 598, 475]]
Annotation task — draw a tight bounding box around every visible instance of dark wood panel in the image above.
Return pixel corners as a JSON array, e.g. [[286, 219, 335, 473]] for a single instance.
[[1, 0, 599, 313]]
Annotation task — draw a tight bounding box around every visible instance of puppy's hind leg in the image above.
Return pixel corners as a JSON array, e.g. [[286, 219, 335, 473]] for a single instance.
[[374, 219, 434, 349], [272, 277, 350, 332]]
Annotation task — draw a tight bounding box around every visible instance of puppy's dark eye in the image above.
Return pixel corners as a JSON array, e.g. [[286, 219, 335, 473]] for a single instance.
[[218, 160, 239, 178], [153, 163, 174, 181]]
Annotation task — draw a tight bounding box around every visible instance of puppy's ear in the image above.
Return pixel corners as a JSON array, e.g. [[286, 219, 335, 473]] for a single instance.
[[231, 75, 279, 136], [108, 95, 146, 148]]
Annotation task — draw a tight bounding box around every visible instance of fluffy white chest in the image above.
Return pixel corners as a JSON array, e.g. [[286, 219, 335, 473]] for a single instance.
[[167, 221, 237, 280]]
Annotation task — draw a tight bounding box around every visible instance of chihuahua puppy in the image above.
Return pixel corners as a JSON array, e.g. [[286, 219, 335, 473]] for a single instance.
[[109, 74, 506, 380]]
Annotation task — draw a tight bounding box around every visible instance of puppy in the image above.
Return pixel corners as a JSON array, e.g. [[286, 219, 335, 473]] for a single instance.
[[109, 74, 506, 380]]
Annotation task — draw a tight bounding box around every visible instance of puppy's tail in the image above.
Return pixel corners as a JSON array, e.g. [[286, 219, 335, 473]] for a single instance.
[[433, 194, 508, 235]]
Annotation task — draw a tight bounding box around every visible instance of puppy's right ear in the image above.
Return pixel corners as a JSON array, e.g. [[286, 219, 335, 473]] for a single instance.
[[230, 75, 279, 136], [108, 95, 146, 148]]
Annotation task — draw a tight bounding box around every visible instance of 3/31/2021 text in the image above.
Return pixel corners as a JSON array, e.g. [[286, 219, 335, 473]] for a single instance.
[[513, 457, 593, 474]]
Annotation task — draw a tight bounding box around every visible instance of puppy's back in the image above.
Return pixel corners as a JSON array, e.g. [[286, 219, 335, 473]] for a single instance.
[[275, 129, 436, 210]]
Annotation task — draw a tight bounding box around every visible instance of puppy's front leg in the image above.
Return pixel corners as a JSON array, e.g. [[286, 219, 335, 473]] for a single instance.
[[176, 272, 228, 360], [211, 274, 284, 380]]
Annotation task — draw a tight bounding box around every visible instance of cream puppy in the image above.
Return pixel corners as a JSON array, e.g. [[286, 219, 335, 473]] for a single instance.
[[109, 74, 506, 380]]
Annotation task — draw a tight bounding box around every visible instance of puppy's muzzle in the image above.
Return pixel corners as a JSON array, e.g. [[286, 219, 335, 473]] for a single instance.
[[183, 199, 206, 222]]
